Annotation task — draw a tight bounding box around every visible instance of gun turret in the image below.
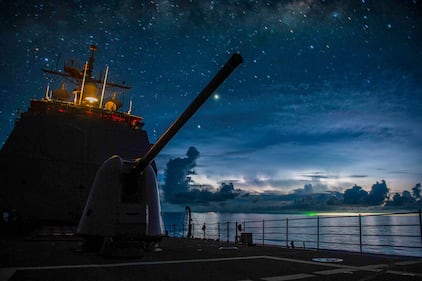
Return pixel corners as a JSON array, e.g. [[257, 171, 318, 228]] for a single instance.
[[77, 54, 242, 255]]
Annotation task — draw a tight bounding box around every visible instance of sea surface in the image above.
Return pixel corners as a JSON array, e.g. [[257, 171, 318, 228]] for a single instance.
[[162, 211, 422, 257]]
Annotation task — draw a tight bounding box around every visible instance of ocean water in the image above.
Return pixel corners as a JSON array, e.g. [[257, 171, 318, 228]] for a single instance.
[[162, 211, 422, 257]]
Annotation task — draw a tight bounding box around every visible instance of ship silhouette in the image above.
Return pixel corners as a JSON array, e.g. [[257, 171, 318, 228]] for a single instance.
[[0, 45, 154, 223], [0, 45, 242, 234]]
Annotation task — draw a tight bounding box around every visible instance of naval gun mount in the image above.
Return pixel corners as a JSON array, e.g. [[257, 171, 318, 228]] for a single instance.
[[76, 54, 243, 255]]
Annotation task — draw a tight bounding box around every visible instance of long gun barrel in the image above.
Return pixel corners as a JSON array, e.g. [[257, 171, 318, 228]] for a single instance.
[[134, 53, 243, 174]]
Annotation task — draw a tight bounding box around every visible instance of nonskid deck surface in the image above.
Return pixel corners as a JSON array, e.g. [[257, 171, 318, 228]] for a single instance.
[[1, 235, 422, 281]]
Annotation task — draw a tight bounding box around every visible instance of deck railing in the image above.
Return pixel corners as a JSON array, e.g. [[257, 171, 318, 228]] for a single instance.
[[164, 210, 422, 257]]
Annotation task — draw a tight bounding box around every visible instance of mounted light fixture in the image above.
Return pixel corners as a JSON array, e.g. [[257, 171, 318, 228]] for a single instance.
[[52, 82, 71, 101], [83, 82, 99, 103]]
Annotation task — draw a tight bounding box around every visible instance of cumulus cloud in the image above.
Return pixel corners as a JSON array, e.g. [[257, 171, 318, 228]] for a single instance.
[[343, 180, 389, 205], [367, 180, 389, 205], [161, 147, 420, 212], [162, 147, 241, 204], [412, 183, 421, 199]]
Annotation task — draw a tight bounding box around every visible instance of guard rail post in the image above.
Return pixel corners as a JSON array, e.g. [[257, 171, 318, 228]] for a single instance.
[[286, 218, 289, 248], [227, 221, 230, 243], [182, 222, 185, 238], [317, 216, 320, 250], [262, 219, 265, 245], [419, 209, 422, 242], [359, 214, 363, 254]]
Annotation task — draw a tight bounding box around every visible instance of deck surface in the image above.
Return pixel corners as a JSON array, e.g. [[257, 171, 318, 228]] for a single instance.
[[1, 233, 422, 281]]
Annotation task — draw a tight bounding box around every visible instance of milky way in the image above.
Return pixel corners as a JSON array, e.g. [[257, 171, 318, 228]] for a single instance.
[[0, 1, 421, 204]]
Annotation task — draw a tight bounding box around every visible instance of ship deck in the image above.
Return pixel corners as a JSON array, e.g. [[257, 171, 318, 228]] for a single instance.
[[1, 231, 422, 281]]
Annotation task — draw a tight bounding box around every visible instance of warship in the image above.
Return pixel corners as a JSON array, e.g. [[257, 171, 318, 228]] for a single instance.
[[0, 45, 153, 224], [0, 45, 242, 233]]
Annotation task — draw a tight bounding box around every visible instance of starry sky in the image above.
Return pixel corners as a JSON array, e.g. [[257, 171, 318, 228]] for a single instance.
[[1, 1, 421, 203]]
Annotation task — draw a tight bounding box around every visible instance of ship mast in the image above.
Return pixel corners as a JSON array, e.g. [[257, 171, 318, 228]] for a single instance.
[[99, 66, 109, 108], [78, 61, 88, 105], [42, 45, 131, 97], [86, 44, 97, 78]]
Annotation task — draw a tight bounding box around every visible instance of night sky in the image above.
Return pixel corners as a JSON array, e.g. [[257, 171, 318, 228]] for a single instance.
[[1, 1, 421, 209]]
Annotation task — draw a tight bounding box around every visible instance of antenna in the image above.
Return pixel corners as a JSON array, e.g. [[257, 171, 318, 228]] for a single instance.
[[128, 99, 133, 114], [99, 66, 109, 108], [78, 61, 88, 105], [55, 53, 61, 71], [45, 83, 50, 100], [87, 44, 97, 77]]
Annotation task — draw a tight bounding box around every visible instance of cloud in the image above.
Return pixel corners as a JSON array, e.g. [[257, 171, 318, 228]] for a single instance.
[[162, 147, 241, 204], [349, 175, 368, 178], [160, 146, 420, 212], [161, 146, 199, 201], [412, 183, 421, 199], [343, 180, 389, 205], [367, 180, 389, 205]]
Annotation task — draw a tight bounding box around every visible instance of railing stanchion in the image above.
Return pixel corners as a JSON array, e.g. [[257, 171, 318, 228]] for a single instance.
[[286, 218, 289, 248], [419, 209, 422, 242], [317, 216, 320, 251], [359, 214, 363, 254], [173, 224, 176, 237], [227, 221, 230, 243], [235, 222, 238, 243], [218, 222, 220, 241], [182, 222, 185, 238], [262, 219, 265, 245]]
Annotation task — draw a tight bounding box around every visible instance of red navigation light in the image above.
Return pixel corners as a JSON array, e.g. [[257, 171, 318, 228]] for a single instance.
[[130, 117, 141, 126], [58, 109, 65, 113], [111, 114, 126, 122]]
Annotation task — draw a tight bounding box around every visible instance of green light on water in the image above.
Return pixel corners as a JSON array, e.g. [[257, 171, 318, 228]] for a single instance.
[[306, 212, 317, 217]]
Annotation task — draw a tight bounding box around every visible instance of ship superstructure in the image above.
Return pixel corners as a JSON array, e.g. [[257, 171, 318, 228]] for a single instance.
[[0, 45, 153, 223]]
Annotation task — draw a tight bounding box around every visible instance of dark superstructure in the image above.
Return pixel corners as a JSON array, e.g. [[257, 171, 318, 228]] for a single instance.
[[0, 46, 152, 223], [0, 46, 243, 229]]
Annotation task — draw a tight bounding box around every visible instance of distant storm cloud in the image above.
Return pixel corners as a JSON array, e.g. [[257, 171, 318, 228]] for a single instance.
[[343, 180, 389, 205], [162, 147, 241, 204], [160, 147, 421, 212]]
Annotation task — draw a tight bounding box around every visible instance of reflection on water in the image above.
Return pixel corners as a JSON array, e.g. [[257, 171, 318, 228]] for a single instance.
[[163, 211, 422, 257]]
